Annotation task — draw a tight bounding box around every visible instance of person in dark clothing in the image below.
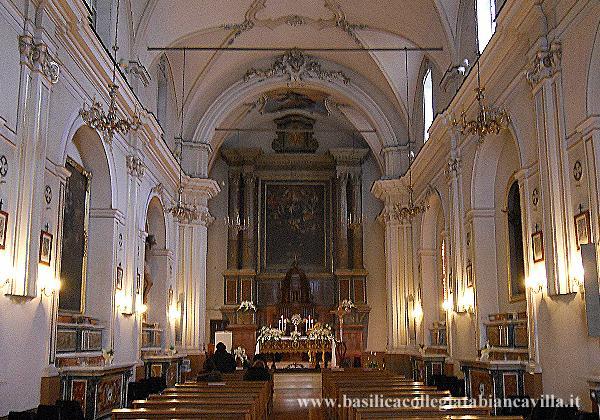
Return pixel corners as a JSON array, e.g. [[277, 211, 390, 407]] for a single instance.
[[243, 359, 271, 381], [197, 358, 223, 382], [210, 342, 236, 373]]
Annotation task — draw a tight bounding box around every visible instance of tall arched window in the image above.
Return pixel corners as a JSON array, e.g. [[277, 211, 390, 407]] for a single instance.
[[477, 0, 496, 52], [507, 181, 526, 299], [423, 68, 433, 142]]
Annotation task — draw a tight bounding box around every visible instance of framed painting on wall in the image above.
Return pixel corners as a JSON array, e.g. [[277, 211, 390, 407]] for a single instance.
[[115, 264, 123, 290], [39, 230, 53, 266], [466, 263, 473, 288], [532, 231, 544, 263], [0, 210, 7, 250], [575, 210, 590, 249]]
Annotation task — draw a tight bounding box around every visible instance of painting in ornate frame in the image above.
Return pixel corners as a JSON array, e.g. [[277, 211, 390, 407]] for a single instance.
[[532, 231, 544, 263], [0, 210, 7, 250], [39, 230, 53, 266], [574, 210, 591, 250], [116, 264, 123, 290], [59, 157, 91, 313], [260, 180, 331, 273]]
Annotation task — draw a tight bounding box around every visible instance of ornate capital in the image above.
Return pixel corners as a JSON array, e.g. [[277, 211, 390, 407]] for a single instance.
[[19, 35, 59, 84], [126, 155, 145, 178], [526, 41, 562, 88]]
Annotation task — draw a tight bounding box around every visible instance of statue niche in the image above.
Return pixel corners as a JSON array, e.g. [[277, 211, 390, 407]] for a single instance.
[[278, 263, 315, 319]]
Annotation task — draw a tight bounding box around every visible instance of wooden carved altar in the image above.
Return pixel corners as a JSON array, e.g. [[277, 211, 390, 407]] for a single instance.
[[219, 117, 371, 359]]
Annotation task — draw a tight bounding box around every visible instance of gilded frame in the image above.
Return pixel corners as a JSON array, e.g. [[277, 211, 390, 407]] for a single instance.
[[59, 157, 92, 314], [574, 210, 591, 250]]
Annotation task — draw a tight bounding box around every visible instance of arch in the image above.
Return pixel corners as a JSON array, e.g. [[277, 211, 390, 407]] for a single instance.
[[145, 195, 167, 250], [419, 189, 446, 342], [192, 73, 398, 174], [60, 115, 117, 209], [68, 125, 113, 210], [586, 19, 600, 115], [471, 125, 523, 210]]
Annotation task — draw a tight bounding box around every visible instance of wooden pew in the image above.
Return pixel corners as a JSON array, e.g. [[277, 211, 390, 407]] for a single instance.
[[111, 406, 252, 419]]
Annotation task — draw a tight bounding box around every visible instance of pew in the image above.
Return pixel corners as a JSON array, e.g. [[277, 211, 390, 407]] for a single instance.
[[112, 378, 272, 420], [321, 369, 504, 420]]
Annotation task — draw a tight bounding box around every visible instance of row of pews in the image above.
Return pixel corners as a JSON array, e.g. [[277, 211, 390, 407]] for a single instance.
[[322, 369, 523, 419], [111, 372, 272, 419]]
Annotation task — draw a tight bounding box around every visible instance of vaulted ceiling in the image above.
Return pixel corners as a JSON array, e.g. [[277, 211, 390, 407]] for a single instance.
[[123, 0, 469, 168]]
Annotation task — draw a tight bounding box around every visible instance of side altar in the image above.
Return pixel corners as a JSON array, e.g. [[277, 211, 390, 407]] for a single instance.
[[217, 126, 372, 362]]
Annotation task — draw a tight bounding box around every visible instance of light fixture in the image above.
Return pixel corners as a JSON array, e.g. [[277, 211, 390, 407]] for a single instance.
[[226, 210, 249, 231], [38, 265, 61, 297], [168, 304, 181, 322], [169, 50, 200, 223], [452, 1, 509, 142], [458, 287, 475, 313], [347, 211, 362, 230], [412, 301, 424, 321], [442, 293, 454, 312], [115, 289, 132, 315], [79, 0, 140, 142], [394, 49, 428, 222]]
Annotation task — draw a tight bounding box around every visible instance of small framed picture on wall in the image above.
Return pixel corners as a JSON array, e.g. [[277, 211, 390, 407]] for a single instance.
[[532, 230, 544, 263], [39, 230, 53, 266], [0, 210, 8, 250], [116, 264, 123, 290], [574, 210, 591, 249], [466, 262, 473, 287]]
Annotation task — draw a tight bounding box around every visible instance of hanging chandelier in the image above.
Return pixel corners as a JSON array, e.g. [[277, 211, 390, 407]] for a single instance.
[[452, 1, 509, 142], [453, 87, 510, 142], [226, 211, 249, 231], [169, 51, 200, 223], [394, 50, 427, 222], [80, 0, 140, 142]]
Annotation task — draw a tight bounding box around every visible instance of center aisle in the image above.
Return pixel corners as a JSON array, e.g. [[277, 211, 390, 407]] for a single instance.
[[272, 372, 325, 419]]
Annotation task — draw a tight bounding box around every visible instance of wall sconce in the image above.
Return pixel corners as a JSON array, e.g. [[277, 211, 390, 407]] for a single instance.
[[135, 293, 147, 315], [442, 293, 454, 312], [38, 265, 60, 297], [115, 289, 133, 315], [570, 257, 585, 292], [458, 287, 475, 313], [168, 304, 181, 323], [412, 301, 424, 322]]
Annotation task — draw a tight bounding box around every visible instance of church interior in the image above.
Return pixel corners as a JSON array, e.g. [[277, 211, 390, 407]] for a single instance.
[[1, 0, 600, 418]]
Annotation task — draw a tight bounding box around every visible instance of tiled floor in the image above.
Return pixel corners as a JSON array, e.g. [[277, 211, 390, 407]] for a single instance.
[[271, 372, 325, 420]]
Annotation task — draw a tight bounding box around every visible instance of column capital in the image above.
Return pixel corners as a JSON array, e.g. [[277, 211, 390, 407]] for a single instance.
[[526, 41, 561, 89], [19, 35, 60, 84]]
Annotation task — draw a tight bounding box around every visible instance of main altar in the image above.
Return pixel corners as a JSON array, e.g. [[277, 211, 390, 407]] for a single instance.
[[217, 116, 371, 364]]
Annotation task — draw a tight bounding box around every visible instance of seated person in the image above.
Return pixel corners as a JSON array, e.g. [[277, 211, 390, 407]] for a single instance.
[[197, 358, 223, 382], [243, 359, 271, 381], [208, 342, 236, 373]]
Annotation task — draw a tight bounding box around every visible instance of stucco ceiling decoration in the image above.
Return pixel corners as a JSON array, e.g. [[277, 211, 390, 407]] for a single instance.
[[221, 0, 368, 46], [244, 48, 350, 86]]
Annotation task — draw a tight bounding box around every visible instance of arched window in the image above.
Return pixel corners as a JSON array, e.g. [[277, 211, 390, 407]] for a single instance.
[[507, 181, 526, 299], [477, 0, 496, 52], [423, 68, 433, 142]]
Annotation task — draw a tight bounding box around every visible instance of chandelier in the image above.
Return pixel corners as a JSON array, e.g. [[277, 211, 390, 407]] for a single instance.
[[453, 87, 510, 142], [395, 50, 427, 222], [169, 51, 199, 223], [226, 211, 249, 231], [80, 0, 140, 141], [452, 0, 509, 142]]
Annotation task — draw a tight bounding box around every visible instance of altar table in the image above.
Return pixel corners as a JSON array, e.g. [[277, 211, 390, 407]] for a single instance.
[[256, 337, 334, 364]]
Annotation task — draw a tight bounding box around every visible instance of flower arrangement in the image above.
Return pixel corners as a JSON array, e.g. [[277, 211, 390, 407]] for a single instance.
[[290, 330, 302, 341], [308, 323, 333, 341], [237, 300, 257, 312], [102, 348, 114, 365], [257, 326, 284, 344], [290, 313, 302, 326], [233, 346, 248, 362], [340, 299, 356, 312]]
